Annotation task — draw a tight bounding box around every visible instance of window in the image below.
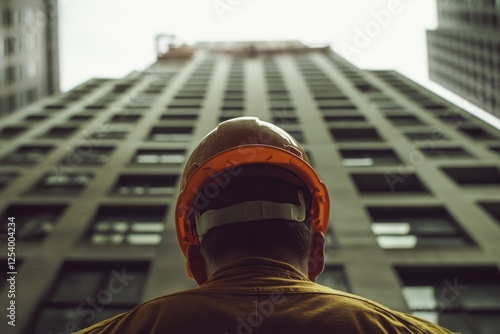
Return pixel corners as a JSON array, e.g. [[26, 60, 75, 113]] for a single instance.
[[405, 131, 449, 141], [442, 167, 500, 186], [112, 174, 178, 196], [68, 115, 93, 122], [318, 103, 357, 111], [316, 266, 351, 293], [160, 114, 198, 121], [88, 126, 129, 140], [478, 202, 500, 225], [419, 147, 473, 159], [0, 204, 66, 240], [25, 115, 49, 122], [460, 127, 498, 140], [324, 115, 366, 123], [330, 128, 383, 142], [29, 261, 149, 334], [351, 173, 429, 194], [133, 149, 186, 165], [41, 127, 78, 139], [386, 115, 426, 126], [488, 146, 500, 155], [148, 127, 193, 142], [340, 149, 402, 167], [87, 205, 167, 245], [0, 173, 17, 189], [108, 114, 141, 123], [1, 145, 53, 164], [44, 104, 66, 110], [59, 146, 115, 165], [367, 206, 472, 249], [30, 173, 93, 195], [167, 100, 202, 109], [396, 266, 500, 333], [0, 126, 27, 139], [356, 84, 379, 93]]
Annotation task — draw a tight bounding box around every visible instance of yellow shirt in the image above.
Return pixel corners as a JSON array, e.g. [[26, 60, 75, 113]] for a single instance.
[[75, 257, 457, 334]]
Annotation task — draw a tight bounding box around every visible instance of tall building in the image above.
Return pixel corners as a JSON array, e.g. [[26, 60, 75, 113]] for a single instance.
[[0, 0, 59, 116], [427, 0, 500, 118], [1, 41, 500, 334]]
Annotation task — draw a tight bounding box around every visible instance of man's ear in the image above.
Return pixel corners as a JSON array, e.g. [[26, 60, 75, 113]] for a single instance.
[[187, 245, 208, 285], [307, 231, 326, 281]]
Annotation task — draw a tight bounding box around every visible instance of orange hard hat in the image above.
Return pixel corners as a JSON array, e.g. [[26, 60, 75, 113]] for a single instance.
[[175, 116, 330, 277]]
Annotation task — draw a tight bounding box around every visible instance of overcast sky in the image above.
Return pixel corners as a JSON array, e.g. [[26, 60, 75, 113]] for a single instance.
[[59, 0, 500, 128]]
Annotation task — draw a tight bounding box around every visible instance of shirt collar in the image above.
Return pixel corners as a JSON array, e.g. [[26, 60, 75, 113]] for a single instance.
[[206, 256, 311, 284]]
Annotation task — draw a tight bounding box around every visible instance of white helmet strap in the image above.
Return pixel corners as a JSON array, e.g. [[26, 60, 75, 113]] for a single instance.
[[195, 190, 307, 241]]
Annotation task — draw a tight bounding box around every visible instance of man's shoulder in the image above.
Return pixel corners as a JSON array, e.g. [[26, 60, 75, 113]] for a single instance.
[[75, 285, 456, 334]]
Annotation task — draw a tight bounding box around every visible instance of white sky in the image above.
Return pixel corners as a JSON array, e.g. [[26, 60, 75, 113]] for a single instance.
[[59, 0, 500, 128]]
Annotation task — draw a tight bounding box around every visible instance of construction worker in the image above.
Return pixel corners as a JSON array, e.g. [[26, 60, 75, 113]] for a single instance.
[[75, 117, 456, 333]]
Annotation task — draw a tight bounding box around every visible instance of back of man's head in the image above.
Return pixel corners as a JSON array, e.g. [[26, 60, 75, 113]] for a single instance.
[[197, 168, 313, 268]]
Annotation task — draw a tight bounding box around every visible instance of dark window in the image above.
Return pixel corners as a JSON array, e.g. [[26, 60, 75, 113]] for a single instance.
[[30, 173, 93, 195], [108, 114, 141, 123], [29, 261, 149, 334], [316, 266, 351, 292], [460, 127, 497, 140], [44, 104, 66, 110], [167, 100, 202, 109], [330, 128, 383, 142], [478, 202, 500, 224], [356, 84, 380, 93], [396, 266, 500, 333], [42, 127, 78, 139], [59, 146, 115, 165], [24, 115, 49, 122], [405, 131, 449, 141], [324, 115, 366, 122], [1, 145, 53, 164], [148, 127, 193, 142], [488, 146, 500, 155], [160, 114, 198, 121], [0, 126, 27, 139], [351, 173, 429, 194], [87, 205, 167, 245], [112, 174, 178, 196], [68, 115, 93, 122], [367, 206, 472, 249], [0, 173, 17, 189], [419, 147, 473, 159], [442, 167, 500, 186], [132, 149, 186, 165], [340, 149, 402, 167], [0, 204, 66, 240], [386, 115, 426, 126]]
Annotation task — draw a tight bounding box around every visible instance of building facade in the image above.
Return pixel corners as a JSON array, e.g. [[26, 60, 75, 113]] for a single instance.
[[427, 0, 500, 119], [0, 41, 500, 334], [0, 0, 59, 116]]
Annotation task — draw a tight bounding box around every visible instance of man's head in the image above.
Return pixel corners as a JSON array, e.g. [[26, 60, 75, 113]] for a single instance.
[[175, 117, 330, 284]]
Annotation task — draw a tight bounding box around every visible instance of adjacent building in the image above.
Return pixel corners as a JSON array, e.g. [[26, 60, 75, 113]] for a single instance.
[[0, 41, 499, 334], [427, 0, 500, 119], [0, 0, 59, 116]]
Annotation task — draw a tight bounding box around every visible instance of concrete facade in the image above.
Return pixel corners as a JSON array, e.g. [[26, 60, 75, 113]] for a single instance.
[[0, 41, 499, 334]]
